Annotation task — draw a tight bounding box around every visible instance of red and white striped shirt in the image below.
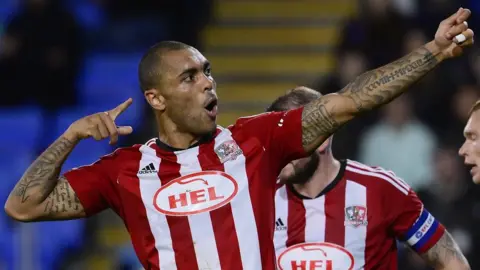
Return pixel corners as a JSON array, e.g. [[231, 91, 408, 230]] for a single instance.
[[274, 159, 445, 270], [64, 108, 306, 270]]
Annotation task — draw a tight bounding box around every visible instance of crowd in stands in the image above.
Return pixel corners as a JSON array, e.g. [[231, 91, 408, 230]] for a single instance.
[[0, 0, 479, 269]]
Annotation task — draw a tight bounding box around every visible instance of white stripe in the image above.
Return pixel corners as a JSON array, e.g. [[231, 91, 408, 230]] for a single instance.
[[349, 160, 410, 191], [303, 196, 326, 243], [220, 129, 262, 269], [344, 180, 367, 269], [176, 147, 222, 269], [146, 138, 156, 146], [407, 212, 435, 246], [383, 169, 410, 189], [348, 160, 410, 191], [274, 185, 289, 258], [346, 166, 409, 195], [138, 146, 177, 269]]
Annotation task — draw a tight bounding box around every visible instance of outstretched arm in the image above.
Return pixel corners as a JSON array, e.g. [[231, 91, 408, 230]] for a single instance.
[[301, 8, 474, 152], [420, 231, 470, 270]]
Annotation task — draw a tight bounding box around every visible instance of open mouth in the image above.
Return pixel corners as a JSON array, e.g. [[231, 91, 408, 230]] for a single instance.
[[204, 98, 218, 118], [466, 163, 477, 175]]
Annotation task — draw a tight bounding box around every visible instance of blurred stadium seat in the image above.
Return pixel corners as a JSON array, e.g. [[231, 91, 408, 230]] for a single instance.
[[0, 107, 44, 152], [76, 54, 145, 127], [0, 0, 17, 25], [37, 220, 85, 268], [78, 54, 142, 100], [65, 0, 105, 30]]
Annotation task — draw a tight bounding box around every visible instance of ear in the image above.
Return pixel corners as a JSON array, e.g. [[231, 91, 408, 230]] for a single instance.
[[144, 89, 166, 111]]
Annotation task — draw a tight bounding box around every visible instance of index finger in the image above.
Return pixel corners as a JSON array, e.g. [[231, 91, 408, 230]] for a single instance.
[[442, 7, 463, 26], [108, 98, 133, 120], [456, 8, 471, 24]]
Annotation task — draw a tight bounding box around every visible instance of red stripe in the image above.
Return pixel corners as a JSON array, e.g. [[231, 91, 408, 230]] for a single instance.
[[286, 187, 306, 247], [157, 154, 199, 270], [230, 129, 277, 269], [121, 147, 161, 269], [324, 180, 346, 246], [198, 143, 243, 270], [417, 224, 446, 254]]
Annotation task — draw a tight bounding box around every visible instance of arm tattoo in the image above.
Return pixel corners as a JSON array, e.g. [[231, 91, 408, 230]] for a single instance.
[[302, 45, 440, 150], [421, 231, 470, 269], [302, 96, 340, 147], [43, 177, 84, 217], [338, 47, 438, 112], [10, 136, 76, 208]]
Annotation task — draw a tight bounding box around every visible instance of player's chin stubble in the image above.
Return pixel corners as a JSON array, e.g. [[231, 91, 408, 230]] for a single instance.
[[287, 152, 320, 185]]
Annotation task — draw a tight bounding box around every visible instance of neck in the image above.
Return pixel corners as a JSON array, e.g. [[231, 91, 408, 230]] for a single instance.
[[156, 115, 199, 149], [293, 151, 341, 198]]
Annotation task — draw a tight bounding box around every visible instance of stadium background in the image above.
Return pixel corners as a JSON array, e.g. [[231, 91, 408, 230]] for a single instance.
[[0, 0, 479, 269]]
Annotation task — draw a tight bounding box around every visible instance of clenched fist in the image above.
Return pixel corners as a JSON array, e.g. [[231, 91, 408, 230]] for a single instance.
[[434, 7, 475, 59], [63, 98, 133, 145]]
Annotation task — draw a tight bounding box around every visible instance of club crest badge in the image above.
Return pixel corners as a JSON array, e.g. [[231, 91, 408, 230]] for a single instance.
[[344, 205, 368, 227], [215, 140, 243, 163]]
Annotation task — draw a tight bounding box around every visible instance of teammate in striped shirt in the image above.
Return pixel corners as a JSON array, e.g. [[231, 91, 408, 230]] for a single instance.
[[4, 10, 474, 270], [270, 87, 470, 270], [459, 100, 480, 183]]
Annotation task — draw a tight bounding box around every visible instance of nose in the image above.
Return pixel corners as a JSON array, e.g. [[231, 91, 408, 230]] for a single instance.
[[200, 73, 214, 92], [458, 143, 466, 157]]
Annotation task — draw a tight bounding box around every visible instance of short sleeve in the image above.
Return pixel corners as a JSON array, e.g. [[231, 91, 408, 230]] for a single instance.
[[389, 182, 445, 254], [232, 107, 307, 167], [63, 149, 124, 216]]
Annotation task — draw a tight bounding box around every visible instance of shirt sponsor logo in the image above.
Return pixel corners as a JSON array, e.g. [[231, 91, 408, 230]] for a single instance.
[[277, 242, 354, 270], [153, 171, 238, 216]]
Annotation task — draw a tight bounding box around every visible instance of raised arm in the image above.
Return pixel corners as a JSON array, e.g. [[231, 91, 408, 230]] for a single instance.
[[301, 8, 474, 152], [420, 231, 470, 270], [5, 137, 83, 221], [4, 99, 133, 222]]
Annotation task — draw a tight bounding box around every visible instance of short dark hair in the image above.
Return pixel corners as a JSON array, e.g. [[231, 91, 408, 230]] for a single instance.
[[266, 87, 322, 112], [138, 41, 192, 92]]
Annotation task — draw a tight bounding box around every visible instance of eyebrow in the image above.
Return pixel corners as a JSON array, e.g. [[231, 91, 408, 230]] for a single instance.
[[177, 61, 211, 78], [178, 67, 198, 78]]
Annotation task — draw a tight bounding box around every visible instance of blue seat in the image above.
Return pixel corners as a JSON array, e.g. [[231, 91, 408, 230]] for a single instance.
[[0, 150, 35, 203], [65, 1, 105, 30], [0, 1, 18, 25], [37, 220, 85, 252], [61, 142, 111, 175], [0, 223, 19, 270], [0, 107, 44, 153], [78, 54, 142, 99], [77, 54, 146, 128]]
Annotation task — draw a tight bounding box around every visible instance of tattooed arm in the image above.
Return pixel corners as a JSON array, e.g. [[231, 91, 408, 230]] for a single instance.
[[300, 8, 475, 152], [4, 137, 86, 221], [4, 99, 133, 222], [420, 231, 470, 270], [301, 43, 442, 152]]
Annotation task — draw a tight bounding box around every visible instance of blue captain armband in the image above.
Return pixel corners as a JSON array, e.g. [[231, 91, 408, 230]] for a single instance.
[[404, 208, 445, 253]]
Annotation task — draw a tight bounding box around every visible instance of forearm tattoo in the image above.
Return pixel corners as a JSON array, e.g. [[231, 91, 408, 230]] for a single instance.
[[302, 46, 440, 148], [12, 137, 75, 204], [43, 178, 83, 216], [421, 231, 470, 269]]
